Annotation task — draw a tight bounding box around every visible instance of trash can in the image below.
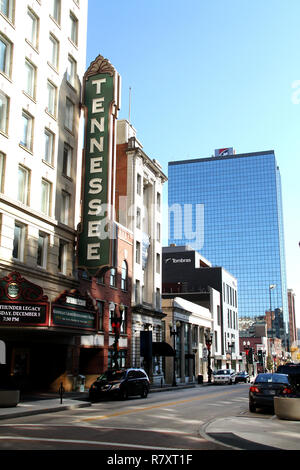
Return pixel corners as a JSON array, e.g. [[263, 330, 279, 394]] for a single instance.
[[198, 374, 203, 384], [76, 375, 86, 392]]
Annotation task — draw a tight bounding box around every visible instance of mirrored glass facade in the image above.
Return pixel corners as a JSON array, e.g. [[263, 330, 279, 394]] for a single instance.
[[168, 151, 289, 342]]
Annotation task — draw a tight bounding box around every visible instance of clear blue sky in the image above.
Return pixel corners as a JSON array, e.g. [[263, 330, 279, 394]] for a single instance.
[[86, 0, 300, 327]]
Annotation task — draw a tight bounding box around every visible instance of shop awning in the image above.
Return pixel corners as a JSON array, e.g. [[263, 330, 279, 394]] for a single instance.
[[152, 341, 175, 357]]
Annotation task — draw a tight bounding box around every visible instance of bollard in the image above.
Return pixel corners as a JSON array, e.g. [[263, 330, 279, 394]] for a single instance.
[[58, 382, 65, 404]]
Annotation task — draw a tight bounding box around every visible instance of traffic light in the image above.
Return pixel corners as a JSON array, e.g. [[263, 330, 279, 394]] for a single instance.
[[111, 317, 121, 336], [258, 350, 263, 365]]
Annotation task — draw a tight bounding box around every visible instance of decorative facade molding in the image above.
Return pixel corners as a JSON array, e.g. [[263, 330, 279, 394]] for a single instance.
[[84, 54, 116, 80]]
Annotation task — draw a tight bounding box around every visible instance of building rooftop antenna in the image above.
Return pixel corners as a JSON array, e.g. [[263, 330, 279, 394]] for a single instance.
[[129, 86, 132, 123]]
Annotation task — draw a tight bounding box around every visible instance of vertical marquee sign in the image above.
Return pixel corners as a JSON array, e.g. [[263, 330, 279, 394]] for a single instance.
[[78, 55, 121, 276]]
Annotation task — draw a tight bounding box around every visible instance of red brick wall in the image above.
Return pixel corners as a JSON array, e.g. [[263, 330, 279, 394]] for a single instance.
[[79, 227, 133, 382]]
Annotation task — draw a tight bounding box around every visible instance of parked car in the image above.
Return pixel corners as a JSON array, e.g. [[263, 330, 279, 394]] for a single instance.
[[249, 373, 292, 412], [277, 364, 300, 395], [235, 371, 250, 383], [89, 368, 150, 401], [213, 369, 236, 385]]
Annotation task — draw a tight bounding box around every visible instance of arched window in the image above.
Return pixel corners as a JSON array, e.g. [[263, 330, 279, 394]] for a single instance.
[[121, 260, 128, 291]]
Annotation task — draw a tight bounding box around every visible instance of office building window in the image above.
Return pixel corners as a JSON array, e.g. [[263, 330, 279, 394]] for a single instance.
[[65, 98, 74, 131], [41, 179, 51, 215], [0, 152, 5, 192], [135, 280, 140, 304], [61, 191, 70, 225], [121, 261, 128, 291], [0, 34, 12, 77], [37, 232, 48, 268], [17, 165, 30, 205], [156, 222, 161, 242], [20, 111, 33, 150], [69, 12, 78, 45], [67, 55, 76, 87], [120, 306, 127, 334], [0, 91, 9, 134], [136, 241, 140, 264], [51, 0, 61, 24], [49, 34, 59, 69], [108, 350, 126, 369], [156, 253, 160, 274], [24, 59, 36, 99], [58, 239, 67, 274], [63, 143, 72, 177], [137, 174, 141, 195], [157, 192, 161, 212], [110, 268, 116, 288], [97, 300, 104, 331], [136, 207, 141, 229], [44, 128, 54, 164], [13, 222, 25, 261], [1, 0, 14, 22], [156, 288, 161, 310], [27, 8, 39, 49], [47, 80, 57, 116]]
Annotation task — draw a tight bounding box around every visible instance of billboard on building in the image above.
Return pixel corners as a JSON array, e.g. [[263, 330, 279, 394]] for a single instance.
[[214, 148, 235, 157]]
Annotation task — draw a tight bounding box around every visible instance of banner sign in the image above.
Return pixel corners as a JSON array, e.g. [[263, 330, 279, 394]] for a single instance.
[[51, 289, 97, 332], [0, 303, 48, 325], [77, 55, 121, 277], [0, 272, 49, 327], [52, 307, 96, 330]]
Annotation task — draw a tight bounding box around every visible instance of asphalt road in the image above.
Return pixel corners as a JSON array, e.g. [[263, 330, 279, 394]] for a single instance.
[[0, 384, 252, 452]]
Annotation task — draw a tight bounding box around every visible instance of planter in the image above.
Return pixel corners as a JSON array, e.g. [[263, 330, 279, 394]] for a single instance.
[[274, 397, 300, 421], [0, 390, 20, 407]]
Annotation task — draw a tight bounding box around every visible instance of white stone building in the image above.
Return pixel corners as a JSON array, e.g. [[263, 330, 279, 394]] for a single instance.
[[116, 119, 167, 382], [0, 0, 88, 391]]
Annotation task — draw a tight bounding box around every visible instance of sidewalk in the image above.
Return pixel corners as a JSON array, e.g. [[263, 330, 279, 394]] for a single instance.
[[0, 384, 299, 450]]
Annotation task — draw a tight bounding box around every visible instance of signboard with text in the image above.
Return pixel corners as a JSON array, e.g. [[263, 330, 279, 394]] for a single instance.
[[0, 272, 49, 327], [77, 55, 121, 277], [51, 289, 97, 332]]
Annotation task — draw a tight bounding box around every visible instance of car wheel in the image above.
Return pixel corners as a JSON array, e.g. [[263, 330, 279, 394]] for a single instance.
[[249, 401, 256, 412], [120, 388, 128, 400], [141, 387, 148, 398]]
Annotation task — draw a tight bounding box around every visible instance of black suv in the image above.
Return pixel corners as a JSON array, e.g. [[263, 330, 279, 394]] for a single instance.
[[89, 368, 150, 401], [277, 364, 300, 395]]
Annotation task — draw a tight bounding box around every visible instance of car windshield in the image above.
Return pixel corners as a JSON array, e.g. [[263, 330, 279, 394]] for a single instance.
[[255, 373, 289, 384], [237, 372, 246, 375], [97, 370, 126, 381], [216, 370, 230, 375]]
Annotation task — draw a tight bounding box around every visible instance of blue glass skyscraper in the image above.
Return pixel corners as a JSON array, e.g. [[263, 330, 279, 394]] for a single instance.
[[168, 150, 289, 344]]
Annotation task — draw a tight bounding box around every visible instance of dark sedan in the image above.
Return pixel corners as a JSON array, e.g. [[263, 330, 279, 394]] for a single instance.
[[249, 373, 292, 412], [235, 371, 250, 383], [89, 368, 150, 401]]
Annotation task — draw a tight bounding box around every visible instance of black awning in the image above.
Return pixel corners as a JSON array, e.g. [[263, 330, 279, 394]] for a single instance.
[[152, 341, 175, 357]]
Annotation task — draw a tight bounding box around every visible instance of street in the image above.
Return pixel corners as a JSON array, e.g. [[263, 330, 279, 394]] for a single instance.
[[0, 384, 260, 451]]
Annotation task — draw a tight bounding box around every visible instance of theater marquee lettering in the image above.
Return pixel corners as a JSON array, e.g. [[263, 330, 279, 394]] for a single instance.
[[79, 73, 113, 273]]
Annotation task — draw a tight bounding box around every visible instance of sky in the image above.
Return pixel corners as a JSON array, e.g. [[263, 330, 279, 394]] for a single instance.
[[86, 0, 300, 327]]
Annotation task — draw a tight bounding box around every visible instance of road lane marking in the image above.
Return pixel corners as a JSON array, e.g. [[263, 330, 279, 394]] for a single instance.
[[83, 390, 238, 422]]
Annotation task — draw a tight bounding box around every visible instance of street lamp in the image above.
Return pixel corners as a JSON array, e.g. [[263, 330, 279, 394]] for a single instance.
[[110, 302, 122, 370], [228, 342, 235, 368], [205, 329, 213, 383], [169, 320, 180, 386]]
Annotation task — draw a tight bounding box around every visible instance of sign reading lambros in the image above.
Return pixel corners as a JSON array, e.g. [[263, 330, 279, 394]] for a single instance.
[[78, 55, 121, 276]]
